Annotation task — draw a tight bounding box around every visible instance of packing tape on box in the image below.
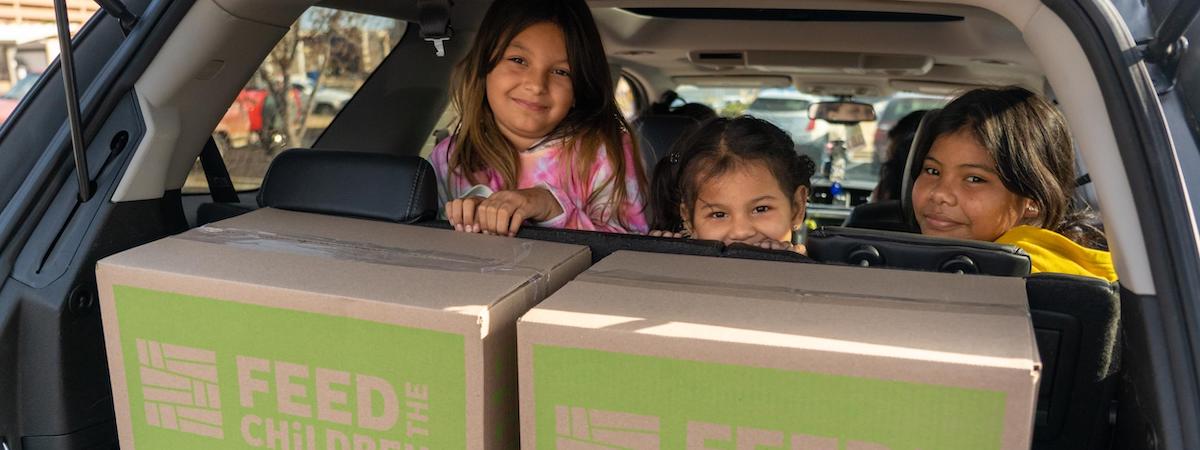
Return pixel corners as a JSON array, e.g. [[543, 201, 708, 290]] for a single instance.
[[180, 226, 550, 301], [577, 269, 1029, 318]]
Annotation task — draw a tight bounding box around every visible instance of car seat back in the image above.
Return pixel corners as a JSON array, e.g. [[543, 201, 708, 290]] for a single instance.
[[257, 148, 438, 223], [417, 220, 811, 264], [808, 225, 1119, 449], [840, 199, 913, 233], [1027, 273, 1120, 450], [899, 108, 941, 230], [807, 225, 1032, 276], [635, 114, 700, 169]]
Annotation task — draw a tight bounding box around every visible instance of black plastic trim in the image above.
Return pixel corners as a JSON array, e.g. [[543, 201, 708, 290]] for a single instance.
[[0, 0, 193, 284], [1042, 0, 1200, 448], [621, 8, 963, 22]]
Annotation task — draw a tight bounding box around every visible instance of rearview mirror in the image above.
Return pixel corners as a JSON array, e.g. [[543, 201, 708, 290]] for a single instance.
[[808, 101, 877, 124]]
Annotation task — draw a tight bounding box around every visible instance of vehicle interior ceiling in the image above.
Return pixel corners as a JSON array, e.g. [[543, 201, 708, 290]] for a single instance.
[[114, 0, 1152, 294]]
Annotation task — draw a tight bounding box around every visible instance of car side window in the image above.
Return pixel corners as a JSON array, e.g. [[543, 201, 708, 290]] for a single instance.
[[183, 8, 407, 194], [616, 75, 643, 121]]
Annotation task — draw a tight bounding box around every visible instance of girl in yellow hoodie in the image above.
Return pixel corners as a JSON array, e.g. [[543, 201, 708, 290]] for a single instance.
[[908, 87, 1117, 282]]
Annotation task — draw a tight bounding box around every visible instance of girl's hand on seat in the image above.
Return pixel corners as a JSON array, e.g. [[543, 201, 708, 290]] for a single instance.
[[474, 188, 563, 237], [757, 239, 808, 255], [446, 196, 486, 233], [648, 230, 684, 238]]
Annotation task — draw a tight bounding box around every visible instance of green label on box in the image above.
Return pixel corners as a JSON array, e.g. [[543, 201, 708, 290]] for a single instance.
[[113, 285, 467, 450], [533, 345, 1007, 450]]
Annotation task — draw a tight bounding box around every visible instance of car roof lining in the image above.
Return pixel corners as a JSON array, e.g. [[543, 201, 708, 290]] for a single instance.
[[593, 1, 1043, 96], [110, 0, 1155, 294]]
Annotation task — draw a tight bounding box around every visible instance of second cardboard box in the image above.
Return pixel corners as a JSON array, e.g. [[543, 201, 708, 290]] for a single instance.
[[519, 251, 1040, 450]]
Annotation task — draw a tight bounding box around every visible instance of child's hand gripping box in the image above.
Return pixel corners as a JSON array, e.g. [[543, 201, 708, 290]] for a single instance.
[[518, 251, 1040, 450], [96, 208, 591, 450]]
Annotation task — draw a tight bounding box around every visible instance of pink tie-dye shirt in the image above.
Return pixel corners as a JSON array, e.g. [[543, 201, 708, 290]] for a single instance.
[[430, 134, 649, 234]]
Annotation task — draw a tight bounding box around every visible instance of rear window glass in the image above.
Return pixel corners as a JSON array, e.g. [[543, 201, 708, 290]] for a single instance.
[[747, 97, 811, 112], [880, 97, 948, 122]]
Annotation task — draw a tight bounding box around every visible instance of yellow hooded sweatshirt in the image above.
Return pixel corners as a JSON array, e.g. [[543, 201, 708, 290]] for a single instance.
[[995, 225, 1118, 282]]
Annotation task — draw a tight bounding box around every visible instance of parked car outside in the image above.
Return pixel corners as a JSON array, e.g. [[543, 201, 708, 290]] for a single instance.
[[745, 88, 829, 147], [212, 97, 254, 151], [0, 72, 41, 124], [311, 86, 354, 116], [233, 86, 303, 153], [871, 92, 950, 157]]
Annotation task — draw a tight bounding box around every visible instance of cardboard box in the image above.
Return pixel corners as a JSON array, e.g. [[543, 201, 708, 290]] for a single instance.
[[518, 251, 1040, 450], [97, 208, 591, 450]]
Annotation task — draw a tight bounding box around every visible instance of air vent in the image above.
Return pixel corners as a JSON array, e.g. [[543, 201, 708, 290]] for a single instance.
[[689, 51, 747, 69], [697, 52, 744, 60]]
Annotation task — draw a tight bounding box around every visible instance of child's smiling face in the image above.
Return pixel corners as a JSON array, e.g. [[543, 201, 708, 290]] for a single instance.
[[687, 161, 807, 246], [911, 130, 1038, 241], [485, 22, 574, 150]]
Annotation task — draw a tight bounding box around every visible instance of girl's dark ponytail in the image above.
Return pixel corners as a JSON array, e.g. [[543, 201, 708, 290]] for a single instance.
[[1058, 202, 1108, 251]]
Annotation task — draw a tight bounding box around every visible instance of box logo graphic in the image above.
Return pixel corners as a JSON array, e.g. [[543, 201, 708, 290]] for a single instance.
[[555, 405, 661, 449], [115, 286, 469, 448], [135, 338, 224, 439], [535, 345, 1009, 450]]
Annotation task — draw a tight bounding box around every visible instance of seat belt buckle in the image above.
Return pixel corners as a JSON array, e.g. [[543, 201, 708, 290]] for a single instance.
[[425, 35, 450, 57]]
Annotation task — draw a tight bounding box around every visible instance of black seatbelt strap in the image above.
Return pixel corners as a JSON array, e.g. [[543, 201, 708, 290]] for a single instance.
[[1075, 173, 1092, 187], [199, 137, 240, 203], [418, 0, 453, 57]]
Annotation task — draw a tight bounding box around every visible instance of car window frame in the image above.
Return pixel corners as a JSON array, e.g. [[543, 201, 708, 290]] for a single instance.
[[184, 7, 410, 195], [1046, 1, 1200, 447]]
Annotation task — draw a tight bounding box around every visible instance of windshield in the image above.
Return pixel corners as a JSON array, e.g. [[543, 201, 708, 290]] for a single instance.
[[672, 85, 950, 191]]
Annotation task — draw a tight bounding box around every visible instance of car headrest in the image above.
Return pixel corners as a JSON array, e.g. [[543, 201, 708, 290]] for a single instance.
[[807, 226, 1031, 277], [841, 200, 915, 233], [636, 114, 701, 169], [900, 108, 942, 230], [258, 149, 437, 223]]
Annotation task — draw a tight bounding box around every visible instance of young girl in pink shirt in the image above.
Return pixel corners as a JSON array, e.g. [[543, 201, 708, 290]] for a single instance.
[[431, 0, 648, 236]]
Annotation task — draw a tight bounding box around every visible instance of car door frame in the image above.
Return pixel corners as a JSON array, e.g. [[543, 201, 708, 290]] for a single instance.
[[1044, 0, 1200, 448], [0, 0, 197, 448]]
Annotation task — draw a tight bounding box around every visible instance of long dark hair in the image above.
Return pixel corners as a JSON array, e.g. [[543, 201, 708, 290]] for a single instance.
[[911, 86, 1105, 248], [449, 0, 646, 225], [649, 116, 815, 231]]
